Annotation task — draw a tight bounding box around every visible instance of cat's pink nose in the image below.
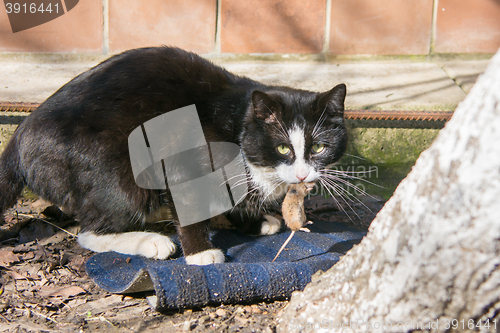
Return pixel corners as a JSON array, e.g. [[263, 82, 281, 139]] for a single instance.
[[296, 174, 308, 182]]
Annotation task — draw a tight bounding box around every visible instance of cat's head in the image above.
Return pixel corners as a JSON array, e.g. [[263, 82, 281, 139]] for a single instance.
[[240, 83, 348, 200]]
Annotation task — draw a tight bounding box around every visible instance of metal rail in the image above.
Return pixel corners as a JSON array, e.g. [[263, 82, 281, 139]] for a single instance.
[[345, 109, 453, 121], [0, 101, 454, 121], [0, 102, 39, 112]]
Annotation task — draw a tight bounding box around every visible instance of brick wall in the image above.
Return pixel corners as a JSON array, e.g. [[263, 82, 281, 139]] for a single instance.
[[1, 0, 499, 55]]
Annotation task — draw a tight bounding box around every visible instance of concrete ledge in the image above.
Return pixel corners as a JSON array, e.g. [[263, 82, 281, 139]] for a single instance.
[[0, 56, 488, 108]]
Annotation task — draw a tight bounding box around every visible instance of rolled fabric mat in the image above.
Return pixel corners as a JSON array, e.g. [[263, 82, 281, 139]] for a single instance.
[[85, 220, 366, 311]]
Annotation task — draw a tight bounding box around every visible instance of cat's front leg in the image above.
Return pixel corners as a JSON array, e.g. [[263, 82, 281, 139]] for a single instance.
[[176, 220, 225, 265], [225, 193, 282, 235]]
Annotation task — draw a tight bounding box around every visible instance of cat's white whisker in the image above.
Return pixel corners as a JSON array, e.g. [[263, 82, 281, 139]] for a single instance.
[[218, 172, 248, 187], [312, 129, 341, 142], [232, 182, 262, 208], [311, 105, 328, 139], [322, 169, 375, 175], [320, 169, 384, 189], [320, 179, 359, 221], [263, 105, 289, 140], [321, 173, 373, 202], [318, 178, 354, 222], [230, 178, 252, 188], [320, 171, 378, 217], [322, 173, 367, 191], [320, 176, 362, 219], [343, 153, 369, 161], [321, 174, 384, 200], [258, 178, 285, 211]]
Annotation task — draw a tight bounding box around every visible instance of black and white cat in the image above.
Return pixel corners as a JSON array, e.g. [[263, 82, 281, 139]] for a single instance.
[[0, 47, 347, 265]]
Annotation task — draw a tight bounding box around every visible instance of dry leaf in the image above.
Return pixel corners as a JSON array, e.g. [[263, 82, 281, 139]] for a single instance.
[[12, 243, 32, 253], [20, 262, 42, 279], [20, 252, 35, 260], [37, 285, 86, 299], [0, 250, 19, 267], [67, 255, 86, 273], [75, 295, 134, 315], [8, 269, 28, 280], [66, 298, 87, 309]]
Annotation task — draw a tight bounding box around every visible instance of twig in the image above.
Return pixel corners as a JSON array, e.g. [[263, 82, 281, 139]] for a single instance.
[[17, 213, 77, 237], [0, 312, 11, 322], [87, 315, 116, 327], [0, 237, 19, 244], [30, 309, 58, 324]]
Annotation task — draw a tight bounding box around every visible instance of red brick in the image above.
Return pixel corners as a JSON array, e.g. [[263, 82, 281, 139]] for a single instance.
[[109, 0, 216, 54], [221, 0, 325, 54], [329, 0, 433, 55], [435, 0, 500, 53], [0, 0, 102, 52]]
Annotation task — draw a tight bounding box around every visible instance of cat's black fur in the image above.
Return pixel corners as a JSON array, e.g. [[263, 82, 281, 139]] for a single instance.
[[0, 47, 347, 258]]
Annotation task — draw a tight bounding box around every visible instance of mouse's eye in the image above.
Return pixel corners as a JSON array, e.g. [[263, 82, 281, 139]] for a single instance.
[[311, 143, 325, 154], [276, 144, 291, 156]]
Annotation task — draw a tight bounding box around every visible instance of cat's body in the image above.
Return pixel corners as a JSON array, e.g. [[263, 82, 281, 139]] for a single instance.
[[0, 47, 347, 265]]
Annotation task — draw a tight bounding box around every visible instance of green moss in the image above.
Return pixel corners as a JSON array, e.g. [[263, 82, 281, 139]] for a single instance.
[[345, 127, 440, 165]]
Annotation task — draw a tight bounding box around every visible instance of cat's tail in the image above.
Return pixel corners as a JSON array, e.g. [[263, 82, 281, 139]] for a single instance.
[[0, 136, 26, 221]]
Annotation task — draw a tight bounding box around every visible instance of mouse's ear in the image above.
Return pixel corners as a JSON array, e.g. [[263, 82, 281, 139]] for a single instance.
[[251, 90, 282, 123], [316, 83, 346, 117]]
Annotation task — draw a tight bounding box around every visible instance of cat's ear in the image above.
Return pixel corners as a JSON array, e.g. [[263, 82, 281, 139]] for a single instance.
[[251, 90, 282, 123], [317, 83, 346, 116]]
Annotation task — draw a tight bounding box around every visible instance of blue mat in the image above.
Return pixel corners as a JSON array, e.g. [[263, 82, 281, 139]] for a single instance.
[[85, 220, 366, 311]]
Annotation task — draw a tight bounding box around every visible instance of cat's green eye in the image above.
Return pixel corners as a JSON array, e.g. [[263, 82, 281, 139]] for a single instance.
[[276, 144, 291, 155], [311, 143, 325, 154]]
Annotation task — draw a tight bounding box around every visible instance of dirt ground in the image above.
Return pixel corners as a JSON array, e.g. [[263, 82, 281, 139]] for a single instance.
[[0, 194, 383, 332]]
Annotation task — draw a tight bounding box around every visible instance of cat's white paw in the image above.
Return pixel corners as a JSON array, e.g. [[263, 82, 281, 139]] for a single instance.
[[185, 249, 225, 265], [78, 231, 176, 260], [260, 215, 281, 235], [136, 234, 177, 260]]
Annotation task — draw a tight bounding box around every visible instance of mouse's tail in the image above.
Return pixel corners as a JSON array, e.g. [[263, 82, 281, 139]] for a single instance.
[[0, 135, 26, 219]]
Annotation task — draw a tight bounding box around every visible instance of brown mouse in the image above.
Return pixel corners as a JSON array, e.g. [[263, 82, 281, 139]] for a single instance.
[[282, 182, 315, 231]]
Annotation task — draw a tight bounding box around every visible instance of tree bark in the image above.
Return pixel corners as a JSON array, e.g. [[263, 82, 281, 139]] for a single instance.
[[278, 49, 500, 333]]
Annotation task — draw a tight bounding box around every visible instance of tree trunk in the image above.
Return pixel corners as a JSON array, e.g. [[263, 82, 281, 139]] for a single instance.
[[278, 49, 500, 333]]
